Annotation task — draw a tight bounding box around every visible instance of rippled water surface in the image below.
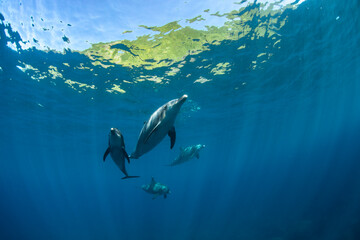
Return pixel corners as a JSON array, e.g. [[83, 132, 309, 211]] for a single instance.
[[1, 0, 360, 239]]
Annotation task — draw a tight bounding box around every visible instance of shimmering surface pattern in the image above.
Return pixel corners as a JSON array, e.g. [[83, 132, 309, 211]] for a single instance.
[[1, 0, 360, 239]]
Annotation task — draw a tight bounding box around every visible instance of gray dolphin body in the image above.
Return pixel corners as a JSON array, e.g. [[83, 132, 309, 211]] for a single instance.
[[103, 128, 139, 179], [130, 94, 188, 159], [169, 144, 206, 166], [141, 177, 171, 199]]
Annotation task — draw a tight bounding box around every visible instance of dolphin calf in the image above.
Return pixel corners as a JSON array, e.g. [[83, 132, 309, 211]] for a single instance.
[[168, 144, 206, 166], [141, 177, 171, 199], [130, 94, 188, 159], [103, 128, 139, 179]]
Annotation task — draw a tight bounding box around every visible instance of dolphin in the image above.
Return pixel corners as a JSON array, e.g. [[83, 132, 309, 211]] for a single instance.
[[130, 94, 188, 159], [141, 177, 171, 199], [168, 144, 206, 166], [103, 128, 139, 179]]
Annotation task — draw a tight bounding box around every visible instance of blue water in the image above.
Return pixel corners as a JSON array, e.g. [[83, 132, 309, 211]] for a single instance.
[[1, 0, 360, 239]]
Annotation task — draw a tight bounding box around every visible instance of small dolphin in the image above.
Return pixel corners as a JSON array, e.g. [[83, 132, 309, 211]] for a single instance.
[[130, 94, 188, 159], [168, 144, 205, 166], [103, 128, 139, 179], [142, 177, 171, 199]]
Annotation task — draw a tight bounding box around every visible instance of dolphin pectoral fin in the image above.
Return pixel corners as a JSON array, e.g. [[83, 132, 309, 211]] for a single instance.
[[122, 147, 130, 163], [144, 122, 161, 144], [196, 153, 200, 159], [121, 175, 140, 180], [168, 126, 176, 149], [164, 194, 167, 199], [103, 147, 111, 161]]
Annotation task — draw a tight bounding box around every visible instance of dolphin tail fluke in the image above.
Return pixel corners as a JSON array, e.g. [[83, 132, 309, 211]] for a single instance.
[[121, 175, 140, 180]]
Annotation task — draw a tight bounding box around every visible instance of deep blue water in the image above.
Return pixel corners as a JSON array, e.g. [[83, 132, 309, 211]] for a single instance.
[[1, 0, 360, 239]]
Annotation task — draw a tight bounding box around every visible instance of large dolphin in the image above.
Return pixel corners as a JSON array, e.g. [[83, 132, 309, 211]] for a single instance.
[[168, 144, 206, 166], [130, 94, 188, 159], [141, 177, 171, 199], [103, 128, 139, 179]]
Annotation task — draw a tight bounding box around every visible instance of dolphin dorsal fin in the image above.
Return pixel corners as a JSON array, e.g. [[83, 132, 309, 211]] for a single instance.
[[161, 105, 167, 118], [144, 122, 161, 144], [150, 177, 156, 188]]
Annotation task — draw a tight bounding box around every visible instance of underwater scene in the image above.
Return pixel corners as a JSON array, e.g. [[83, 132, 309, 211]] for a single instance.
[[1, 0, 360, 239]]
